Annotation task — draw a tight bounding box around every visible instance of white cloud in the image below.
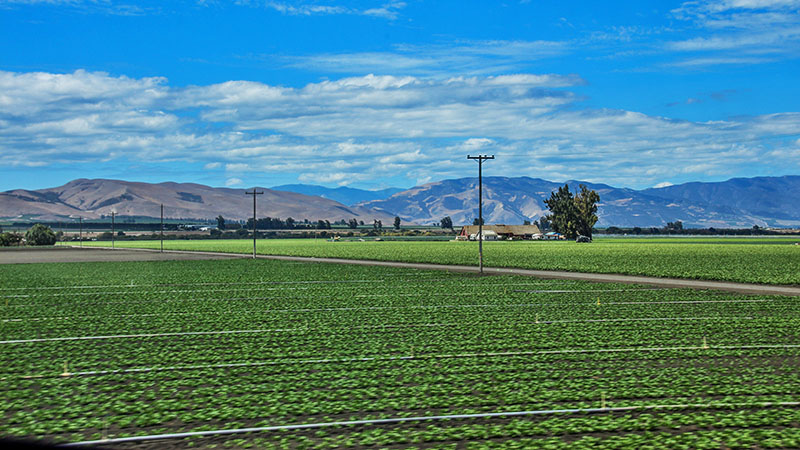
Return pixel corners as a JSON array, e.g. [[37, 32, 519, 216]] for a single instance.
[[284, 40, 570, 77], [668, 0, 800, 66], [2, 69, 799, 189], [225, 177, 243, 187], [232, 0, 405, 19], [653, 181, 674, 188]]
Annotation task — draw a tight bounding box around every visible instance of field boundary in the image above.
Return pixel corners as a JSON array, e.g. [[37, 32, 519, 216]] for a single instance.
[[74, 246, 800, 296]]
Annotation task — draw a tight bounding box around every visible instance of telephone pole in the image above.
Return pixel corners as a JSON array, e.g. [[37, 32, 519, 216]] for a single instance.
[[467, 154, 494, 274], [79, 217, 82, 248], [246, 189, 264, 259], [111, 211, 116, 249]]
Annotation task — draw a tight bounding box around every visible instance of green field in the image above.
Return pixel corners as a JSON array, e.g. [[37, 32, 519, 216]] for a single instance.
[[2, 259, 800, 448], [80, 236, 800, 285]]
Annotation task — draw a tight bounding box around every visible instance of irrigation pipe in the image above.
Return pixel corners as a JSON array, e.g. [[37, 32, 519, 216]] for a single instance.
[[59, 401, 800, 447], [0, 316, 754, 343], [26, 343, 800, 378]]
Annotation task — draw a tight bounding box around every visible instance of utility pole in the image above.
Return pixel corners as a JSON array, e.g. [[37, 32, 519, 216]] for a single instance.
[[111, 211, 116, 249], [467, 154, 494, 274], [246, 189, 264, 259], [79, 217, 82, 248], [160, 204, 164, 253]]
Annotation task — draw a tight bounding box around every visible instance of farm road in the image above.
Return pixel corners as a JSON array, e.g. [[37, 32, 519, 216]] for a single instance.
[[64, 246, 800, 296], [0, 247, 240, 264]]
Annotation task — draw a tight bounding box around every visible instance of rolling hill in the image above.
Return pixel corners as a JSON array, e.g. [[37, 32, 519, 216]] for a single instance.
[[0, 179, 398, 223]]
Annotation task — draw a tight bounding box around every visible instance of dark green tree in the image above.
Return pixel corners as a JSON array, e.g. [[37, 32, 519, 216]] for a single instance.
[[543, 184, 579, 238], [25, 223, 57, 246], [544, 184, 600, 239], [0, 232, 23, 247], [216, 215, 226, 230], [440, 216, 453, 230], [348, 218, 359, 229], [472, 218, 484, 226], [393, 216, 401, 230], [574, 184, 600, 238]]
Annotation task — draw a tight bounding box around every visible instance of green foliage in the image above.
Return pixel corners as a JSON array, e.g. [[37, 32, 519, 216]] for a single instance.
[[1, 259, 798, 447], [216, 215, 225, 230], [544, 184, 599, 239], [0, 231, 23, 247], [81, 237, 800, 285], [544, 184, 578, 238], [440, 216, 453, 229], [574, 184, 600, 238], [393, 216, 401, 230], [24, 223, 56, 246]]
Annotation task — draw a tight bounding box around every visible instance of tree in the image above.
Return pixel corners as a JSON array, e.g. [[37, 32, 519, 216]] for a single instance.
[[348, 218, 359, 229], [25, 223, 57, 246], [574, 184, 600, 238], [543, 184, 600, 239], [665, 220, 683, 233], [286, 217, 295, 229], [440, 216, 453, 230], [523, 220, 531, 225], [543, 184, 578, 238], [0, 232, 23, 247], [216, 215, 226, 230], [393, 216, 401, 230], [472, 218, 484, 226], [535, 216, 551, 232]]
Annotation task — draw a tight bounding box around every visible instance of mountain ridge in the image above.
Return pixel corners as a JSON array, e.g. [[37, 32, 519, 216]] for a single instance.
[[357, 175, 800, 228], [0, 178, 398, 223], [2, 175, 799, 228]]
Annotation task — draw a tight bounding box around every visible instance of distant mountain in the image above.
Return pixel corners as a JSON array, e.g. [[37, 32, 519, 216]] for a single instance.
[[271, 184, 404, 206], [642, 176, 800, 227], [358, 176, 800, 228], [0, 179, 399, 223]]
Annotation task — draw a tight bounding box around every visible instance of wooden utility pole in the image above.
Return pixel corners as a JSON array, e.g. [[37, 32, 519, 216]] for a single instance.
[[111, 212, 116, 249], [160, 204, 164, 253], [246, 189, 264, 259], [467, 154, 494, 274]]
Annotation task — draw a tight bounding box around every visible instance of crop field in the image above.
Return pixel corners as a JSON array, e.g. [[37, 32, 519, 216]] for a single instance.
[[2, 258, 800, 449], [81, 237, 800, 285]]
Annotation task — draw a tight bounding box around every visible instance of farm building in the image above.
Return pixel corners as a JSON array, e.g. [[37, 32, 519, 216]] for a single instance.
[[458, 224, 542, 240]]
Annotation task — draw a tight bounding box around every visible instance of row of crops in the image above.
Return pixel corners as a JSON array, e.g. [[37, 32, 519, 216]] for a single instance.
[[1, 258, 799, 448], [79, 237, 800, 285]]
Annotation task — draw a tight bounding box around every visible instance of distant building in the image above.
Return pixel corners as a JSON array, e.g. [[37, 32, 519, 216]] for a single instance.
[[458, 224, 542, 240]]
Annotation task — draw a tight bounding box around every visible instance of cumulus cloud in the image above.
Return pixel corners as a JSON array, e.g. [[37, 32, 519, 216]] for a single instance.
[[1, 69, 799, 189]]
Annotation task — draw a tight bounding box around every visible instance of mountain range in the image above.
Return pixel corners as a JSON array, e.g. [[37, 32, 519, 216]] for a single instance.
[[1, 176, 798, 228], [270, 184, 404, 206], [0, 179, 397, 223], [357, 176, 800, 228]]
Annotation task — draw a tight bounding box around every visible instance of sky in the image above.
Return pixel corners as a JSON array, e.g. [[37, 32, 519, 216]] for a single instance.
[[1, 0, 799, 191]]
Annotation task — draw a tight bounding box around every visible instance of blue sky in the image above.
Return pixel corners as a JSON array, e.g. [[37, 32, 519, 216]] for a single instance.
[[1, 0, 799, 191]]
